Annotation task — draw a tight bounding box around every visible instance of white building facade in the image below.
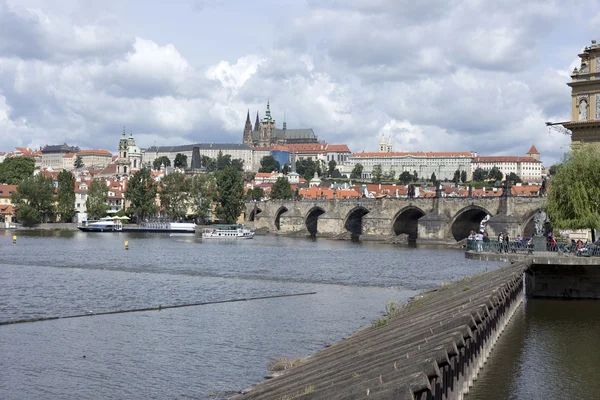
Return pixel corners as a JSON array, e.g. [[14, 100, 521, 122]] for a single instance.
[[143, 143, 254, 172], [345, 151, 473, 181]]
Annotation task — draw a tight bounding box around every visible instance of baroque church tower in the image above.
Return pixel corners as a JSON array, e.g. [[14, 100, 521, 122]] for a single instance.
[[116, 128, 131, 176], [561, 39, 600, 147]]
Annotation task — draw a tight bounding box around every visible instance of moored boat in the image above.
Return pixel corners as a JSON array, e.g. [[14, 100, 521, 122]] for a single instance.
[[78, 217, 196, 233], [201, 224, 255, 239]]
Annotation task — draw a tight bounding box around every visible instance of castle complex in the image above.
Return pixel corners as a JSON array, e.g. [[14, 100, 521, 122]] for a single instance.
[[243, 101, 318, 147]]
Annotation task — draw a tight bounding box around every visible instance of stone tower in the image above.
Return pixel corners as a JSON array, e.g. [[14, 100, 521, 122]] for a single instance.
[[563, 40, 600, 146], [259, 100, 276, 147], [116, 128, 131, 176], [243, 110, 253, 145]]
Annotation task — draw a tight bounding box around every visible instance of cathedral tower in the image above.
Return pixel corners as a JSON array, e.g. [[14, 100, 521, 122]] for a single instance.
[[259, 100, 276, 147], [243, 110, 253, 145]]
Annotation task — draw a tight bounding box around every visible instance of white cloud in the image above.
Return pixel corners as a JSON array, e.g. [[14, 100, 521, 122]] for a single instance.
[[0, 0, 589, 165]]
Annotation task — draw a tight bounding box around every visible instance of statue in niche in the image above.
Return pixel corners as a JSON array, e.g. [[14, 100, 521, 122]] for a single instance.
[[579, 99, 588, 121], [533, 207, 550, 237]]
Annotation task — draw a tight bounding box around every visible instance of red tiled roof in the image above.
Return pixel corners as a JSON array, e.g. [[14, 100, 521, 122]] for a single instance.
[[473, 156, 540, 163], [0, 184, 17, 198], [98, 164, 117, 175], [0, 204, 14, 215], [326, 144, 351, 153], [526, 145, 539, 155], [63, 152, 76, 158], [78, 149, 113, 156]]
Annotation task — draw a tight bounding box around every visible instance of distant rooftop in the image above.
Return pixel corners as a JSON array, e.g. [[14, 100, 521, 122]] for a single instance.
[[145, 143, 253, 153]]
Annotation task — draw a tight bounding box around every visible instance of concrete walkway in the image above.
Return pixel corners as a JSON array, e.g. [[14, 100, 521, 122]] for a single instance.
[[232, 262, 526, 400]]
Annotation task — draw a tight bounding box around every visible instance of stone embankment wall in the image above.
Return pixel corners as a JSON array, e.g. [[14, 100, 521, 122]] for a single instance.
[[232, 262, 526, 400]]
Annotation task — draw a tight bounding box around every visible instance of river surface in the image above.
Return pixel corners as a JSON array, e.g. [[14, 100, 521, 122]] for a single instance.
[[0, 231, 598, 399]]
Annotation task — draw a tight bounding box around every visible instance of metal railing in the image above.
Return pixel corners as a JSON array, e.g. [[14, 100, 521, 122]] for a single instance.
[[466, 239, 600, 257]]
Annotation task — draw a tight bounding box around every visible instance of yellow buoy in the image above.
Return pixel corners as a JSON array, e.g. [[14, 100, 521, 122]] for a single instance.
[[13, 235, 17, 244], [124, 240, 129, 250]]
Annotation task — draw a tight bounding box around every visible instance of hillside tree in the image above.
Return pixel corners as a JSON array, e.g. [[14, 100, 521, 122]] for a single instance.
[[56, 170, 76, 222], [153, 156, 171, 170], [270, 177, 294, 200], [86, 180, 109, 220], [215, 166, 244, 224], [371, 164, 383, 183], [0, 157, 35, 184], [259, 156, 281, 173], [160, 171, 191, 220], [125, 168, 158, 221], [11, 174, 55, 226], [174, 153, 188, 169], [546, 144, 600, 241], [190, 173, 217, 222]]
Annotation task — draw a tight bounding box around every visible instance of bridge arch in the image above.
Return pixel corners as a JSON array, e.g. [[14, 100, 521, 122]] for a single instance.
[[248, 206, 262, 222], [392, 206, 426, 240], [344, 206, 370, 239], [274, 206, 289, 231], [449, 205, 493, 242], [305, 206, 326, 236]]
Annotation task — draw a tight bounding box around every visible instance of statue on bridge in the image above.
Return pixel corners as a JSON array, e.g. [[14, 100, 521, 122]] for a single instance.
[[533, 207, 550, 237]]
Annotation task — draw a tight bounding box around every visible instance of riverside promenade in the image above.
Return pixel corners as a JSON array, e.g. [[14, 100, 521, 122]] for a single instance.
[[232, 262, 526, 400]]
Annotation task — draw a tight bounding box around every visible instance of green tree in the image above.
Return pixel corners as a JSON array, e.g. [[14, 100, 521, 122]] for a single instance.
[[190, 173, 217, 222], [216, 151, 232, 170], [327, 160, 337, 177], [398, 171, 413, 185], [125, 168, 158, 221], [215, 166, 244, 224], [270, 177, 294, 200], [249, 186, 264, 201], [472, 168, 487, 182], [383, 168, 396, 182], [488, 166, 503, 181], [86, 180, 108, 220], [0, 157, 35, 184], [231, 158, 245, 172], [460, 170, 467, 183], [57, 170, 76, 222], [413, 170, 418, 181], [74, 155, 84, 169], [506, 172, 522, 184], [430, 172, 437, 183], [452, 169, 461, 184], [548, 164, 560, 176], [201, 155, 217, 172], [546, 145, 600, 240], [350, 163, 364, 179], [282, 163, 290, 175], [259, 155, 281, 173], [11, 174, 55, 226], [371, 164, 383, 183], [296, 159, 317, 181], [160, 171, 191, 220], [174, 153, 188, 169], [153, 156, 171, 170]]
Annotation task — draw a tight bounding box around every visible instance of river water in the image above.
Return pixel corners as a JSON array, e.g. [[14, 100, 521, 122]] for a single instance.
[[0, 231, 598, 399]]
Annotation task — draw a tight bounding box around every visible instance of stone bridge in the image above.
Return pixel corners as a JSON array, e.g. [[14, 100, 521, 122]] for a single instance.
[[246, 196, 544, 242]]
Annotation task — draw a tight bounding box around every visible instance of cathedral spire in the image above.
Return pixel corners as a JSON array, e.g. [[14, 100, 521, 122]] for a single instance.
[[283, 109, 287, 131], [245, 109, 250, 124], [254, 111, 260, 131]]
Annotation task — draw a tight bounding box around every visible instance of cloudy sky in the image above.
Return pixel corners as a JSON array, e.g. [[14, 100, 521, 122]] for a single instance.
[[0, 0, 596, 164]]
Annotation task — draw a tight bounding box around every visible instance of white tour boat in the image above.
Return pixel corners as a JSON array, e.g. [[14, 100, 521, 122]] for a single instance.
[[201, 224, 255, 240]]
